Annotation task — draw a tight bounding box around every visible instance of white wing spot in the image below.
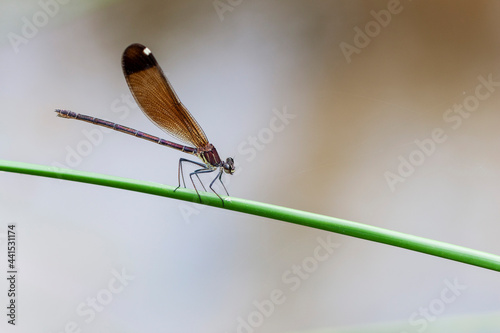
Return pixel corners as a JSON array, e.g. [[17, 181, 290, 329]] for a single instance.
[[143, 47, 152, 56]]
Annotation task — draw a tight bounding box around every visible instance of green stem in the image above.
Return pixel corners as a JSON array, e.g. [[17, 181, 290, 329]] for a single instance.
[[1, 159, 499, 272]]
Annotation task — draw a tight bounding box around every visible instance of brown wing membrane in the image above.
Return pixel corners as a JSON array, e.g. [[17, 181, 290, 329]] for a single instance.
[[122, 43, 209, 148]]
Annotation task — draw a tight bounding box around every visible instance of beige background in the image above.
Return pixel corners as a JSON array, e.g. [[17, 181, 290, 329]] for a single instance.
[[1, 0, 499, 332]]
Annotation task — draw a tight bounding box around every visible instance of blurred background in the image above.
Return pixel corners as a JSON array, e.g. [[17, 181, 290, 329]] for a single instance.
[[1, 0, 500, 332]]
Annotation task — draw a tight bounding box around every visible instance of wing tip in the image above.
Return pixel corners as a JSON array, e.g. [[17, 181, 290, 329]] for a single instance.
[[122, 43, 158, 76]]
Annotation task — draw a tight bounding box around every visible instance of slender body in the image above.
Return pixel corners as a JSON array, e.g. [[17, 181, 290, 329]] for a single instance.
[[56, 109, 197, 154], [56, 43, 235, 203]]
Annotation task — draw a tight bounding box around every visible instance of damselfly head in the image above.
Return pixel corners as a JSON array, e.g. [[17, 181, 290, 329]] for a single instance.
[[223, 157, 235, 175]]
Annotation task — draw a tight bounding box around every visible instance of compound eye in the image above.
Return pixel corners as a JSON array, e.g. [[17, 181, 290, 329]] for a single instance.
[[224, 158, 235, 174]]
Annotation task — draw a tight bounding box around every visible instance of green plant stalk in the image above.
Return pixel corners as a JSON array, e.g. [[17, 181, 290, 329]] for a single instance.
[[1, 159, 499, 272]]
